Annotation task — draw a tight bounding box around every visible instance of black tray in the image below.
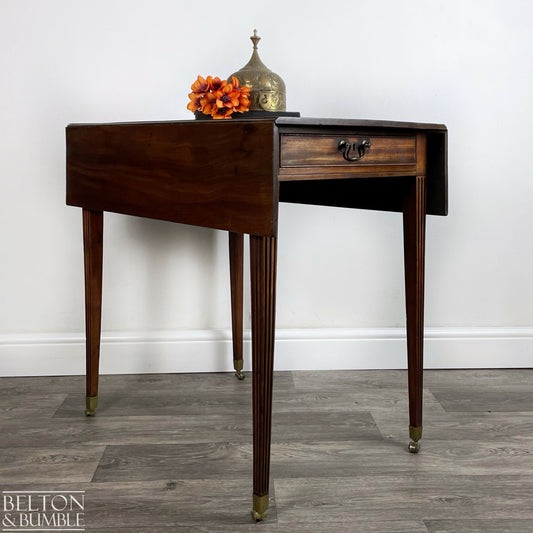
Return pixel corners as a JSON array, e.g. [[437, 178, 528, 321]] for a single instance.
[[194, 110, 300, 120]]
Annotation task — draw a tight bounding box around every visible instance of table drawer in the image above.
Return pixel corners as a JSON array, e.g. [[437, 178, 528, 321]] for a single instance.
[[279, 133, 418, 180]]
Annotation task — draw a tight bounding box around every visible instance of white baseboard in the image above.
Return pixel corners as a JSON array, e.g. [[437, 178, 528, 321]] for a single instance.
[[0, 327, 532, 377]]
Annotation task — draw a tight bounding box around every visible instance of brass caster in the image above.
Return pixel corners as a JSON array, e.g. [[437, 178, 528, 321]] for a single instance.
[[251, 493, 268, 521], [408, 440, 421, 453], [85, 395, 98, 416], [251, 509, 267, 521], [234, 359, 245, 380]]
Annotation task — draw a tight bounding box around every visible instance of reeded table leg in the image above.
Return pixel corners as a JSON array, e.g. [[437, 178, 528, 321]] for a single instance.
[[82, 209, 103, 416], [229, 232, 245, 380], [250, 235, 277, 520], [403, 176, 426, 453]]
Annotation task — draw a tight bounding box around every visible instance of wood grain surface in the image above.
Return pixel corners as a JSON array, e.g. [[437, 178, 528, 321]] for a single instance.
[[67, 120, 279, 236]]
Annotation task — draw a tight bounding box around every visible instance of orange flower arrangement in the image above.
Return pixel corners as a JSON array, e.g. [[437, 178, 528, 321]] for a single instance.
[[187, 75, 250, 119]]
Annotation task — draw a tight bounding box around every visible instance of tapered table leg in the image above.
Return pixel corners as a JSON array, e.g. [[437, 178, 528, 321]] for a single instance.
[[403, 176, 426, 453], [229, 232, 245, 380], [249, 235, 277, 521], [82, 209, 103, 416]]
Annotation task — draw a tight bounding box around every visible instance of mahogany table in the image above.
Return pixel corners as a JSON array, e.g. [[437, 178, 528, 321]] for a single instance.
[[66, 117, 447, 520]]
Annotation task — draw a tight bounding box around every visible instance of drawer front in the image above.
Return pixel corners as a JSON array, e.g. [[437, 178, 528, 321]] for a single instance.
[[279, 133, 418, 180]]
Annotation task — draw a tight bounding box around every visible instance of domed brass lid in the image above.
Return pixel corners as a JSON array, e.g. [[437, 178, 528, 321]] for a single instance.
[[229, 30, 286, 112]]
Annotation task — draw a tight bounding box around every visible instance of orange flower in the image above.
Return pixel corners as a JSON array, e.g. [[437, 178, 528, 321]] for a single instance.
[[214, 82, 238, 109], [207, 76, 225, 92], [190, 75, 209, 94], [234, 93, 250, 113], [211, 106, 233, 119], [230, 76, 241, 89], [187, 92, 204, 112], [199, 92, 217, 115], [229, 76, 251, 113]]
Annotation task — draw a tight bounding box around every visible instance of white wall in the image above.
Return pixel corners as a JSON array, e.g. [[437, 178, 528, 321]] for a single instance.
[[1, 0, 532, 375]]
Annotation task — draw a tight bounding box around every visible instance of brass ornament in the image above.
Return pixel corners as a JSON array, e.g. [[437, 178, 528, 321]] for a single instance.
[[230, 30, 286, 112]]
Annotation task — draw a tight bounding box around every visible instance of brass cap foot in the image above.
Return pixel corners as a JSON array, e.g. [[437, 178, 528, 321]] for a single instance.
[[234, 359, 245, 380], [251, 493, 268, 521], [408, 425, 422, 453], [85, 395, 98, 416]]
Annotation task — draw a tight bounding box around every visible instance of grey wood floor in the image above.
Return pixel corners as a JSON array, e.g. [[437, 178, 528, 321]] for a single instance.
[[1, 369, 532, 532]]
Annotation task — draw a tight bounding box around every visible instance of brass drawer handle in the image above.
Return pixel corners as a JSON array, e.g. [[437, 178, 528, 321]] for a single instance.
[[338, 138, 371, 162]]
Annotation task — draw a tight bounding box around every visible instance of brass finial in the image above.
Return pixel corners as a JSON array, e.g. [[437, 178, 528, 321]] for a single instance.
[[251, 29, 260, 50], [229, 30, 286, 112]]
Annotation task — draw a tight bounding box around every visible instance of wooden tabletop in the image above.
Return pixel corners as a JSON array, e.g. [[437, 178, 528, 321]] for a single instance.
[[66, 117, 447, 238]]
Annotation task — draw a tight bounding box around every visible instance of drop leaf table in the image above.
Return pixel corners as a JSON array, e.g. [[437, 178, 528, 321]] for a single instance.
[[66, 117, 447, 520]]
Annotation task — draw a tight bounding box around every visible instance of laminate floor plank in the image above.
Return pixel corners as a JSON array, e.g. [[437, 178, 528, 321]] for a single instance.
[[1, 411, 379, 451], [424, 368, 533, 389], [372, 410, 533, 442], [0, 411, 380, 448], [0, 414, 251, 447], [273, 387, 446, 414], [269, 439, 533, 477], [272, 410, 381, 441], [431, 388, 533, 413], [426, 369, 533, 412], [0, 371, 293, 397], [291, 369, 412, 390], [92, 521, 429, 532], [91, 436, 533, 483], [54, 391, 251, 418], [424, 519, 533, 533], [0, 446, 106, 483], [91, 442, 253, 482], [0, 375, 85, 395], [0, 392, 67, 419], [274, 475, 533, 523]]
